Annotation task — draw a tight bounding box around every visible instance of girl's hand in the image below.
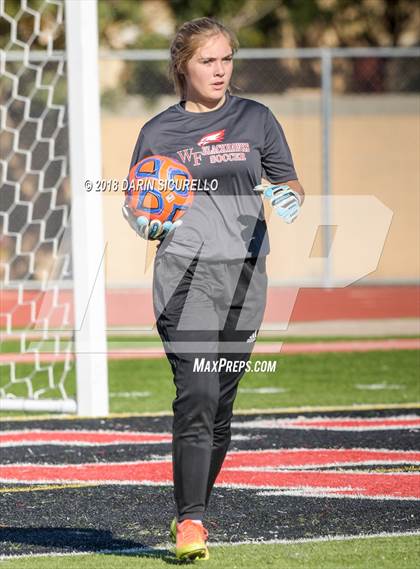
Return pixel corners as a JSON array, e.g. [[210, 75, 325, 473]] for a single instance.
[[122, 205, 183, 240]]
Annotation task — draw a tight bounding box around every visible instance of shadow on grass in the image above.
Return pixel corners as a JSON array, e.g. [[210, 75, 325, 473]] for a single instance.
[[0, 526, 194, 564]]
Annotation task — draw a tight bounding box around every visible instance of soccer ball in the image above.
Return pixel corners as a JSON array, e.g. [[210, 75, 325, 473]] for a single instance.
[[125, 154, 194, 223]]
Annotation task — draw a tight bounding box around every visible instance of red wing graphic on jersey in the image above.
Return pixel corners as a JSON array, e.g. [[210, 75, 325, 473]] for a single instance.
[[197, 129, 225, 146]]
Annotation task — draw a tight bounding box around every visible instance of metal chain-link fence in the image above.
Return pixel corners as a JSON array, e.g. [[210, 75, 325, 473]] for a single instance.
[[99, 47, 419, 286]]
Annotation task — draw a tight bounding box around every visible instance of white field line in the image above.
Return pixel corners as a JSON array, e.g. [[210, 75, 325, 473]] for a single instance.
[[109, 392, 151, 398], [239, 387, 289, 394], [0, 480, 419, 501], [231, 414, 420, 431], [0, 530, 419, 561], [355, 383, 404, 390], [1, 402, 420, 422], [210, 529, 420, 546]]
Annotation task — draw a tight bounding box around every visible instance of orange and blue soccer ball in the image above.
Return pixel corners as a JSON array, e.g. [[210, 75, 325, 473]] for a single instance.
[[125, 155, 194, 223]]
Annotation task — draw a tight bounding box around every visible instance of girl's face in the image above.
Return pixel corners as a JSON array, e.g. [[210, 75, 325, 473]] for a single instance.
[[184, 33, 233, 103]]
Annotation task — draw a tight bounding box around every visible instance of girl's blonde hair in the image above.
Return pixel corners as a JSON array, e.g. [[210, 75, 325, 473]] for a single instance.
[[169, 17, 239, 99]]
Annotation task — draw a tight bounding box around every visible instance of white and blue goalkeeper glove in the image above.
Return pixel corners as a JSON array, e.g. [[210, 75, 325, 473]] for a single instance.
[[122, 204, 182, 241], [254, 183, 302, 224]]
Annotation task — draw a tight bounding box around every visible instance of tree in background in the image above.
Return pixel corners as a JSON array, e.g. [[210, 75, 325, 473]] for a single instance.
[[94, 0, 419, 101], [1, 0, 418, 51], [95, 0, 420, 49], [1, 0, 419, 103]]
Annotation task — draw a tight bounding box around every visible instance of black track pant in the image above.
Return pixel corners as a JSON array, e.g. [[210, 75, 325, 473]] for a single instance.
[[153, 252, 267, 522]]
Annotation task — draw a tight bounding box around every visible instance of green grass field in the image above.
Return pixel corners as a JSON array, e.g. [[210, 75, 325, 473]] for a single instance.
[[1, 338, 419, 567], [0, 535, 419, 568], [1, 333, 419, 355], [108, 348, 420, 414], [1, 337, 419, 414]]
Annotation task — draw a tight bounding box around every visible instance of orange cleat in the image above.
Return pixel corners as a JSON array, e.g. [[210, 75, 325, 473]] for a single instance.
[[174, 519, 209, 561], [170, 517, 208, 543]]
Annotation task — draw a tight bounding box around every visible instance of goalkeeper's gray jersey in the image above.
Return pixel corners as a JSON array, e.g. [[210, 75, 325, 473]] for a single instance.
[[129, 90, 297, 261]]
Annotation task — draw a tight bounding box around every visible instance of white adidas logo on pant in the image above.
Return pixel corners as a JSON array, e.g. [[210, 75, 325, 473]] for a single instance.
[[246, 330, 257, 343]]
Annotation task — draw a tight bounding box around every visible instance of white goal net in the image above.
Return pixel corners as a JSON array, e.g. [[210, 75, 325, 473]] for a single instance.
[[0, 0, 108, 415]]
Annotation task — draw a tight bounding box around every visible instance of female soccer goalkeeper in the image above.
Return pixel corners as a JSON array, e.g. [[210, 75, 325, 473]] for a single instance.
[[123, 16, 305, 561]]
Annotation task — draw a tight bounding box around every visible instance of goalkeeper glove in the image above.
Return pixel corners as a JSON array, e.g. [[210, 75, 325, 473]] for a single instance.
[[255, 183, 302, 224], [122, 204, 182, 240]]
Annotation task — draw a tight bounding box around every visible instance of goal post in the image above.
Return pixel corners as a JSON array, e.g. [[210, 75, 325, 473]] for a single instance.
[[65, 0, 108, 416], [0, 0, 108, 416]]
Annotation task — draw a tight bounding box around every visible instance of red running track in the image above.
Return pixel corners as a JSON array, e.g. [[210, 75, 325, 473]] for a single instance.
[[0, 286, 419, 329], [0, 338, 418, 364]]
